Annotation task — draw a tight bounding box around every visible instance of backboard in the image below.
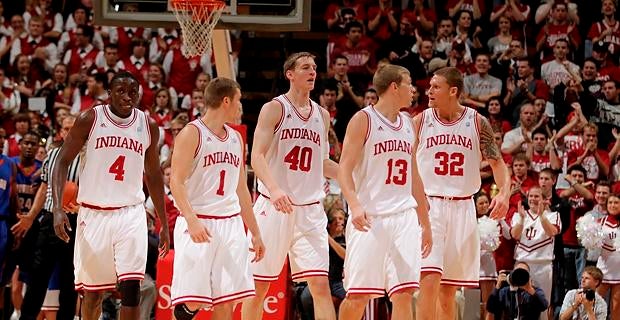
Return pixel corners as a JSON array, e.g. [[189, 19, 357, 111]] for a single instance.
[[94, 0, 311, 31]]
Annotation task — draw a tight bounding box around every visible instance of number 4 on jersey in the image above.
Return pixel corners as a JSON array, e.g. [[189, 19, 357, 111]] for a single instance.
[[109, 155, 126, 181]]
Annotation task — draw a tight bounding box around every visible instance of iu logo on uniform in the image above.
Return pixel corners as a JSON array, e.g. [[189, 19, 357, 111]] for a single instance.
[[525, 226, 537, 241]]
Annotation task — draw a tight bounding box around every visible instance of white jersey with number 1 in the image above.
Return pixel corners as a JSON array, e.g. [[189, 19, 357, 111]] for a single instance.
[[78, 105, 150, 207], [353, 106, 417, 215], [256, 94, 327, 204], [416, 107, 481, 197], [183, 120, 242, 216]]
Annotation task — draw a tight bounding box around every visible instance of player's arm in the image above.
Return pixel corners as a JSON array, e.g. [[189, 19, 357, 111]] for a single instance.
[[338, 111, 369, 231], [51, 109, 94, 242], [144, 117, 169, 257], [478, 114, 510, 219], [411, 114, 432, 257], [235, 132, 264, 262], [320, 107, 338, 179], [250, 100, 292, 213], [169, 124, 211, 243]]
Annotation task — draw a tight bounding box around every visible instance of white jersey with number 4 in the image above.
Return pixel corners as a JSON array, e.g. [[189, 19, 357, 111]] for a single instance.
[[353, 106, 417, 216], [183, 120, 242, 216], [78, 105, 151, 207], [416, 107, 481, 197], [257, 95, 327, 204]]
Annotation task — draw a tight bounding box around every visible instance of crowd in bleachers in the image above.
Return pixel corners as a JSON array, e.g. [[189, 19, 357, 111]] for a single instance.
[[0, 0, 619, 319]]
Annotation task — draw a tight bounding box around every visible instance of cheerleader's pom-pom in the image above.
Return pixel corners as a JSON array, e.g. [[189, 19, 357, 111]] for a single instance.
[[478, 216, 501, 251], [576, 214, 604, 251]]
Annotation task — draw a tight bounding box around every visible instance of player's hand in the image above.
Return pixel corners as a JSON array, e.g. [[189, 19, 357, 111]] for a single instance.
[[11, 214, 35, 238], [420, 224, 432, 258], [350, 207, 371, 232], [158, 227, 170, 258], [187, 217, 211, 243], [249, 235, 265, 263], [269, 188, 293, 214], [53, 210, 72, 243], [489, 192, 509, 220], [63, 203, 80, 214]]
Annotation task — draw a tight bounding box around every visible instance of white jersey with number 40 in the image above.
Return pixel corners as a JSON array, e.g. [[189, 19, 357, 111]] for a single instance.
[[416, 107, 482, 197], [257, 95, 327, 204], [183, 120, 242, 216], [78, 105, 151, 207], [353, 106, 417, 216]]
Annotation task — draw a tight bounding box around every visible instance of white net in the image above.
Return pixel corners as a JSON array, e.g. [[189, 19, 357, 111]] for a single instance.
[[170, 1, 224, 57]]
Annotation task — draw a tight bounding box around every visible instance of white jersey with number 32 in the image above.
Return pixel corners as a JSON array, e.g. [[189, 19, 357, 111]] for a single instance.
[[416, 107, 481, 197], [257, 95, 327, 204], [183, 120, 242, 216], [353, 107, 417, 216], [78, 105, 151, 207]]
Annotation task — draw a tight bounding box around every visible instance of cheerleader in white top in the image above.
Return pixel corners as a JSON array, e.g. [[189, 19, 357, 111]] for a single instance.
[[596, 194, 620, 320], [476, 192, 498, 320], [511, 186, 561, 320]]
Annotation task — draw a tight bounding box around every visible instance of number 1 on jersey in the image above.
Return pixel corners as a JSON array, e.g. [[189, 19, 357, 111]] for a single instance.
[[109, 155, 126, 181], [216, 170, 225, 196]]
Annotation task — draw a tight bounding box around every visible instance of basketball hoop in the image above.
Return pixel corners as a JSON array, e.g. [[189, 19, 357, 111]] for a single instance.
[[170, 0, 225, 57]]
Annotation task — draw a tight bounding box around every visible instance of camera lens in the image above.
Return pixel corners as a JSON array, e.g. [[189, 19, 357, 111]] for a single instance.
[[584, 289, 596, 301], [508, 268, 530, 287]]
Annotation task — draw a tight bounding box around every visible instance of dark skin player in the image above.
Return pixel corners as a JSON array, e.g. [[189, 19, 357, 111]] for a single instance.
[[50, 73, 169, 320]]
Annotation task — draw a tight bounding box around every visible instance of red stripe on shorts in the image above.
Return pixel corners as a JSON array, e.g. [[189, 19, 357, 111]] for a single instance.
[[291, 269, 328, 280], [75, 282, 117, 292], [118, 272, 145, 281], [81, 203, 123, 210], [213, 290, 256, 305], [388, 282, 419, 297], [347, 288, 385, 296], [441, 279, 479, 288], [254, 274, 279, 282], [196, 213, 240, 219], [172, 295, 214, 306], [421, 266, 443, 274]]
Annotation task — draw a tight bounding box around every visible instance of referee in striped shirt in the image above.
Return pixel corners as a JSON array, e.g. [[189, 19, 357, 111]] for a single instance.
[[14, 114, 82, 320]]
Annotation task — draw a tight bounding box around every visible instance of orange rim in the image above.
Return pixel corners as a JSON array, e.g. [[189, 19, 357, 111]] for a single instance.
[[170, 0, 226, 9]]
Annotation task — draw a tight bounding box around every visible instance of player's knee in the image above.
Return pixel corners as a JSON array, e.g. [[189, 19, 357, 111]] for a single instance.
[[344, 294, 371, 307], [118, 280, 141, 307], [254, 281, 271, 298], [307, 277, 331, 297], [389, 290, 414, 304], [174, 303, 199, 320]]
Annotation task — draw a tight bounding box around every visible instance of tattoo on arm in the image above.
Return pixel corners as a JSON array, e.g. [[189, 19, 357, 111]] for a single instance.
[[479, 116, 501, 161]]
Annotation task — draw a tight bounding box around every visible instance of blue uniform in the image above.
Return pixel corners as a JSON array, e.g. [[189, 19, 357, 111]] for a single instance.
[[11, 157, 42, 215], [0, 155, 14, 280]]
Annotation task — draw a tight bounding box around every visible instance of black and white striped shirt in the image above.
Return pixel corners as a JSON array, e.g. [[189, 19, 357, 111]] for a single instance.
[[41, 147, 82, 212]]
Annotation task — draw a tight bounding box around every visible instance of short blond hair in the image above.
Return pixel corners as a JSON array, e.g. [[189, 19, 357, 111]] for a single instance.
[[372, 64, 409, 96]]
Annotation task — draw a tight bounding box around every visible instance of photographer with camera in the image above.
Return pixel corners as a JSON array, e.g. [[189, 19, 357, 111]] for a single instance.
[[486, 261, 549, 319], [511, 186, 560, 319], [559, 266, 607, 320]]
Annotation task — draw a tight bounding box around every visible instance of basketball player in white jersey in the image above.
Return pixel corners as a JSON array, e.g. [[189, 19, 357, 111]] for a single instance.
[[242, 52, 339, 320], [337, 64, 432, 319], [415, 67, 510, 320], [51, 71, 170, 320], [168, 77, 264, 319], [511, 186, 560, 319]]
